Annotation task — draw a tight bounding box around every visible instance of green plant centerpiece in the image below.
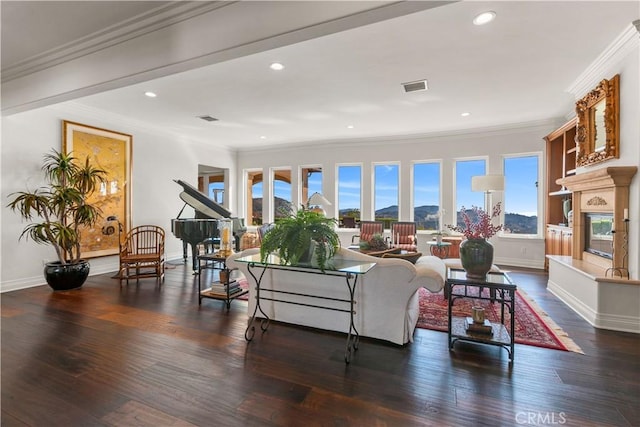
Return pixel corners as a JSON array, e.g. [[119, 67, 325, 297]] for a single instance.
[[259, 206, 340, 271], [359, 233, 387, 251], [7, 149, 106, 290]]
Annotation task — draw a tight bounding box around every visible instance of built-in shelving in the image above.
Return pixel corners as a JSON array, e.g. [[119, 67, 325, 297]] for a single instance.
[[543, 118, 577, 269]]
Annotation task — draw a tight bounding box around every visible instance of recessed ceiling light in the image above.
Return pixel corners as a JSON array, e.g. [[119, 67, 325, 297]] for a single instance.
[[473, 11, 496, 26], [144, 91, 157, 98], [260, 136, 267, 139], [270, 62, 284, 71], [347, 125, 354, 129], [461, 112, 471, 117]]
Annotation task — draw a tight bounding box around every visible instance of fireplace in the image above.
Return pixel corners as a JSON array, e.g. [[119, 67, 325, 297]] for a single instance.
[[584, 213, 613, 259], [557, 166, 636, 272]]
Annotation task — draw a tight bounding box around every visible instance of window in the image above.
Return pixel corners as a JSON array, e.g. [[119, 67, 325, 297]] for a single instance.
[[455, 159, 486, 226], [337, 165, 361, 227], [208, 181, 224, 204], [245, 170, 263, 225], [272, 167, 292, 220], [301, 166, 322, 206], [503, 155, 540, 235], [413, 162, 440, 230], [374, 163, 399, 227]]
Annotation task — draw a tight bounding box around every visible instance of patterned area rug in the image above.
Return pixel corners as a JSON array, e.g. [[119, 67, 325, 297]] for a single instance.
[[416, 287, 583, 353]]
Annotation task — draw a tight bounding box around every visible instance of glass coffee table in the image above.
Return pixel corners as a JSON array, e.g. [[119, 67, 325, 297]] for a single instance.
[[446, 268, 517, 362]]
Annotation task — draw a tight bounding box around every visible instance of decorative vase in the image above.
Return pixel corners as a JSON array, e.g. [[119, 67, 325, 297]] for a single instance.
[[563, 198, 572, 224], [44, 260, 90, 291], [459, 238, 494, 280]]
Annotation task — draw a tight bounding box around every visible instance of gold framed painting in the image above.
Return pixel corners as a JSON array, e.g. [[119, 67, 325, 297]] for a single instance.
[[63, 120, 132, 258]]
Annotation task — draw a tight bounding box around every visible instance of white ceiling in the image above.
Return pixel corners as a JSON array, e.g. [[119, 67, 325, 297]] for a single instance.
[[2, 1, 638, 150]]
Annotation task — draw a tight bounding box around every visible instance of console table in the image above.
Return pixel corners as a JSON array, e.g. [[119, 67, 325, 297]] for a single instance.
[[234, 254, 376, 363], [447, 268, 517, 362]]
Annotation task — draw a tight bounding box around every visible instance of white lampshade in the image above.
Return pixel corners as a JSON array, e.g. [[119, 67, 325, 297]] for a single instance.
[[471, 175, 505, 192], [307, 192, 332, 207]]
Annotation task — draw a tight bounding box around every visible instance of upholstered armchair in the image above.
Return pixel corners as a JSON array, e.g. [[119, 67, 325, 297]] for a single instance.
[[351, 220, 384, 244], [390, 221, 418, 252]]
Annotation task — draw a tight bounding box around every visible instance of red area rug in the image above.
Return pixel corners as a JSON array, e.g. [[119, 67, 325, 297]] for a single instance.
[[416, 287, 583, 353]]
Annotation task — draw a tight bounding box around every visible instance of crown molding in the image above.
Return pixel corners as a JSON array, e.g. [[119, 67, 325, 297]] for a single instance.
[[1, 1, 231, 82], [567, 21, 640, 98]]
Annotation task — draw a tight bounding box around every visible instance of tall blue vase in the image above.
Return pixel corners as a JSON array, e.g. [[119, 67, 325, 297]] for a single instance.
[[459, 238, 493, 280]]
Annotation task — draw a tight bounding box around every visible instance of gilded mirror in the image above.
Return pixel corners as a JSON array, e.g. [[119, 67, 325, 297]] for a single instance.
[[575, 74, 619, 166]]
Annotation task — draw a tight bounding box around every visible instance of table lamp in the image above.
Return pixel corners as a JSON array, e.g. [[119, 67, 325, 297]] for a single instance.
[[307, 192, 331, 215]]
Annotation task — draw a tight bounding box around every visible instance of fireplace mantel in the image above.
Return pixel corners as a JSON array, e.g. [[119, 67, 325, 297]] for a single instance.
[[549, 166, 638, 333], [557, 166, 636, 272]]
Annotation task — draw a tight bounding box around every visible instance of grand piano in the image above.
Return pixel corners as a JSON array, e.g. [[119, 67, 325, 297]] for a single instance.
[[171, 179, 246, 271]]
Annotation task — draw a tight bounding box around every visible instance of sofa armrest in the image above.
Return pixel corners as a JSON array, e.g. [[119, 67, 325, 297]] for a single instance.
[[414, 255, 446, 293]]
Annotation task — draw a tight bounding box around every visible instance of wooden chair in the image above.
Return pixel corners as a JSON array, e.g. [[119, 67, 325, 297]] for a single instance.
[[351, 221, 384, 244], [341, 216, 357, 228], [390, 221, 418, 252], [119, 225, 165, 284]]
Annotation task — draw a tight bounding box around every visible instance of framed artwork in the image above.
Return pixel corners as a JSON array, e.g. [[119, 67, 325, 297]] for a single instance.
[[575, 74, 620, 167], [63, 120, 132, 258]]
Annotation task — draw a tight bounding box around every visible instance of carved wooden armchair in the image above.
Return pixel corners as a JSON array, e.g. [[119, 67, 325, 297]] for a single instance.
[[119, 225, 165, 284], [390, 221, 418, 252]]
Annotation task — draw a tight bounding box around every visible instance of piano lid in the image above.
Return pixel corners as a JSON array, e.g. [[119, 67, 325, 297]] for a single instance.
[[174, 179, 232, 219]]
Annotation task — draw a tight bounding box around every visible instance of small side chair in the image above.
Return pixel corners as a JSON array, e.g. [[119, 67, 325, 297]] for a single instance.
[[119, 225, 165, 284]]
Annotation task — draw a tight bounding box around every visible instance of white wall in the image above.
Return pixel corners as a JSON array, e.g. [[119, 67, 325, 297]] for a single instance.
[[1, 104, 238, 292], [569, 23, 639, 279], [236, 121, 557, 269]]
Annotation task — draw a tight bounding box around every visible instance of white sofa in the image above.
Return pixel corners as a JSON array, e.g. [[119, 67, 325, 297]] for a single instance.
[[227, 247, 446, 345]]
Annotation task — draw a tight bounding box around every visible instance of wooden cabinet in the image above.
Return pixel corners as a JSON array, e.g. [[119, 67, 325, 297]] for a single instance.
[[544, 118, 577, 269], [545, 225, 572, 269], [442, 237, 462, 258], [561, 229, 573, 256]]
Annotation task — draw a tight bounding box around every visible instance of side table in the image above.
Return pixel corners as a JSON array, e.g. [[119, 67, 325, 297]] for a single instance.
[[446, 268, 517, 362], [427, 241, 451, 259], [198, 253, 248, 309]]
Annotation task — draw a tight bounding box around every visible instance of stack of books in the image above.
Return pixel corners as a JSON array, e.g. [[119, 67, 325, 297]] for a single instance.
[[464, 317, 493, 335], [203, 281, 242, 297]]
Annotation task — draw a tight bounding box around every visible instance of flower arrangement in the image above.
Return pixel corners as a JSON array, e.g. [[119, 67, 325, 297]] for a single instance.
[[447, 203, 503, 240]]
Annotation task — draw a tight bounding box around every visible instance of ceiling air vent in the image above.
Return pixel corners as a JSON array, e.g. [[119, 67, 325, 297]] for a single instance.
[[198, 115, 218, 122], [402, 79, 428, 93]]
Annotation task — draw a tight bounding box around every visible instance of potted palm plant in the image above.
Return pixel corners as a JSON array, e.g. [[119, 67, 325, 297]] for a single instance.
[[7, 149, 106, 290], [260, 206, 340, 271]]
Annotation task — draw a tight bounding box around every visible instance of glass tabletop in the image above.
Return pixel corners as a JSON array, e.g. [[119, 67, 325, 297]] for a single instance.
[[447, 268, 514, 286], [427, 241, 452, 246], [234, 253, 376, 275]]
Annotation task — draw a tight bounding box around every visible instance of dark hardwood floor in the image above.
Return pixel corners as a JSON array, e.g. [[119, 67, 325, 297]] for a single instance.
[[2, 261, 638, 426]]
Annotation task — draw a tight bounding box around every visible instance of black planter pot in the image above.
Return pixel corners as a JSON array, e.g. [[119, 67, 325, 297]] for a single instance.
[[44, 260, 90, 291]]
